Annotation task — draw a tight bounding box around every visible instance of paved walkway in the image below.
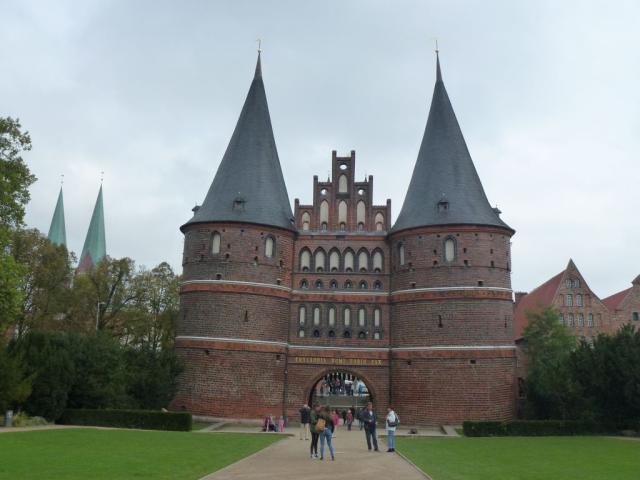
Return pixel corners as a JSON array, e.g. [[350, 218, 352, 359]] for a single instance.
[[202, 427, 429, 480]]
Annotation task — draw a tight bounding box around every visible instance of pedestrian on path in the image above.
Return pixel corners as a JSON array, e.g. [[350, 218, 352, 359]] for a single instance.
[[385, 406, 399, 452], [309, 403, 321, 459], [331, 409, 340, 438], [278, 415, 285, 433], [346, 409, 354, 431], [361, 401, 379, 451], [319, 406, 335, 461], [299, 404, 311, 441]]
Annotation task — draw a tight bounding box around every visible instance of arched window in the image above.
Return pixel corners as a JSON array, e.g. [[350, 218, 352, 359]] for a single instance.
[[300, 249, 311, 271], [358, 308, 366, 327], [299, 306, 306, 326], [330, 279, 338, 289], [320, 200, 329, 225], [444, 238, 455, 262], [338, 174, 348, 193], [211, 231, 221, 254], [343, 331, 351, 339], [301, 212, 310, 231], [374, 308, 381, 327], [398, 243, 405, 266], [358, 331, 366, 339], [265, 236, 275, 258], [300, 279, 308, 289], [329, 250, 340, 272], [315, 279, 323, 289], [313, 330, 320, 338], [344, 280, 353, 289], [374, 213, 384, 231], [373, 332, 381, 340], [373, 280, 382, 290], [357, 201, 366, 226], [359, 281, 368, 290], [343, 308, 351, 327], [328, 330, 336, 338], [573, 278, 580, 288], [344, 250, 355, 272], [358, 250, 369, 272], [373, 251, 383, 272], [328, 307, 336, 327], [298, 329, 305, 338], [338, 201, 347, 224], [315, 249, 326, 272], [313, 307, 321, 326]]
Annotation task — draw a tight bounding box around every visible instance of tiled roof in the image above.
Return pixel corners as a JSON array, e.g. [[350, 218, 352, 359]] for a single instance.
[[514, 271, 564, 339]]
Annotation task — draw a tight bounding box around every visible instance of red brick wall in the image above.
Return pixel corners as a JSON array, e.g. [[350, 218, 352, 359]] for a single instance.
[[391, 349, 516, 425]]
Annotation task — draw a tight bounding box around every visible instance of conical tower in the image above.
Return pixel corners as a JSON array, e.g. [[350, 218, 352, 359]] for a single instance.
[[393, 52, 511, 233], [175, 53, 294, 419], [78, 185, 106, 272], [389, 53, 517, 425], [47, 187, 67, 247]]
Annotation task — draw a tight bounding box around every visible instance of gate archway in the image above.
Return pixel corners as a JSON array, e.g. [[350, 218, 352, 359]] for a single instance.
[[306, 369, 373, 412]]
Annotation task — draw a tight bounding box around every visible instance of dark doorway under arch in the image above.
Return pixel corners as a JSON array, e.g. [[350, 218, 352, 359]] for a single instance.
[[308, 371, 372, 412]]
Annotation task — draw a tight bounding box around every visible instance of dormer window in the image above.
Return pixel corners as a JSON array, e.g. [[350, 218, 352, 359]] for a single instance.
[[233, 196, 246, 212], [437, 195, 449, 213]]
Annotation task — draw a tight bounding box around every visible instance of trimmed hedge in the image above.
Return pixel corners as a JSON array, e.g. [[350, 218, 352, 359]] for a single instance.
[[58, 409, 192, 432], [463, 420, 638, 437]]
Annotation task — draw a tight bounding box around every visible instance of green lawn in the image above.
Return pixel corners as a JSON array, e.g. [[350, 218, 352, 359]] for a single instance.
[[396, 436, 640, 480], [0, 429, 282, 480]]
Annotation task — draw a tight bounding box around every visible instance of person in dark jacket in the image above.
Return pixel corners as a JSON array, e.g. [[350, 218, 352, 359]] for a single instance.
[[309, 403, 322, 459], [361, 402, 379, 451], [299, 404, 311, 441]]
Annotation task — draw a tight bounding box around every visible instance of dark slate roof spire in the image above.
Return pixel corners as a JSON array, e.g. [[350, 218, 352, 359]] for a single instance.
[[182, 51, 294, 231], [392, 53, 513, 233]]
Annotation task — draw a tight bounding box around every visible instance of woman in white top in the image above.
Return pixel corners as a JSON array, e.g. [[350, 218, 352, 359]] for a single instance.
[[385, 407, 399, 452]]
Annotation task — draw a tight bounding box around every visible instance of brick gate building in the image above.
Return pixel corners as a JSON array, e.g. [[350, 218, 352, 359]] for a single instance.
[[173, 52, 517, 425]]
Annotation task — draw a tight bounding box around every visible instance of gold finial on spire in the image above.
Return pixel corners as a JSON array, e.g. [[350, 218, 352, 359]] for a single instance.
[[256, 38, 262, 53]]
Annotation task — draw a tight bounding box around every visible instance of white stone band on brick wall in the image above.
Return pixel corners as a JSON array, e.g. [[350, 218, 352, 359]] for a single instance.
[[175, 335, 516, 352]]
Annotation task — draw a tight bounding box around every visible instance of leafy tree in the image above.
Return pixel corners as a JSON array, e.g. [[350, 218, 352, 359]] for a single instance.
[[10, 332, 76, 420], [125, 262, 179, 350], [0, 117, 35, 334], [522, 307, 580, 420], [10, 229, 74, 338], [124, 347, 182, 409], [0, 117, 35, 236], [66, 333, 129, 410], [0, 341, 32, 413], [67, 257, 139, 334], [571, 324, 640, 422]]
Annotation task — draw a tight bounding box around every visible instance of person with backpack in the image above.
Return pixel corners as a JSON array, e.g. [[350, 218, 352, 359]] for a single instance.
[[385, 406, 400, 452], [361, 402, 379, 451], [309, 403, 322, 459], [318, 406, 335, 461], [299, 404, 311, 441]]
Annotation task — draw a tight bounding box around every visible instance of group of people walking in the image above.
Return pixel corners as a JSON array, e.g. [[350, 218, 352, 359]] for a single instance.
[[298, 402, 400, 460]]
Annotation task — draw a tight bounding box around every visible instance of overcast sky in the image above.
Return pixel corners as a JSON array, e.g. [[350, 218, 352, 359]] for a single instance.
[[4, 0, 639, 297]]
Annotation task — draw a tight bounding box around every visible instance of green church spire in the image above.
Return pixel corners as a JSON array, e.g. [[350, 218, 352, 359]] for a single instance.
[[78, 185, 106, 272], [47, 187, 67, 247]]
